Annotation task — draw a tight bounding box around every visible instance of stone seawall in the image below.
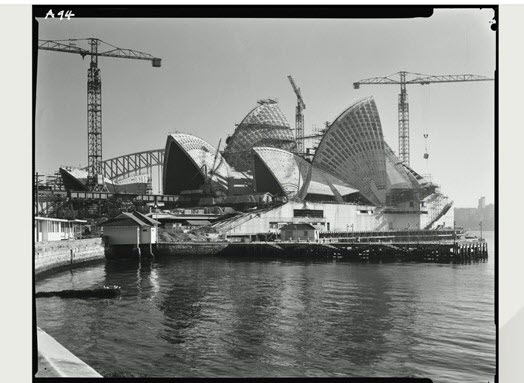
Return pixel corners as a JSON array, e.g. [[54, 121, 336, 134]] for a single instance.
[[156, 242, 228, 256], [35, 238, 105, 276]]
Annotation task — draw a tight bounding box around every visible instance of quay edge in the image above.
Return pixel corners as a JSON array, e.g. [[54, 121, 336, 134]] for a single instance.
[[36, 327, 102, 377]]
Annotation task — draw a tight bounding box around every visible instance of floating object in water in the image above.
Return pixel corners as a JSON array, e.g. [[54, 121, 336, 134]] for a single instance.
[[36, 285, 121, 299]]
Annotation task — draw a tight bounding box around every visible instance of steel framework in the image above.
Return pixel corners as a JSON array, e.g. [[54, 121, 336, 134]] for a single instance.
[[353, 71, 494, 166], [287, 75, 306, 154], [38, 38, 161, 190], [82, 148, 165, 182], [87, 39, 103, 188]]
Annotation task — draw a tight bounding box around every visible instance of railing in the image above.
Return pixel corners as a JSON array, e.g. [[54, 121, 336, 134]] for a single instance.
[[318, 229, 464, 244]]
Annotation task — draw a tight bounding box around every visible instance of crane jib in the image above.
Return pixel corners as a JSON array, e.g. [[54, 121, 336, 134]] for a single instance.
[[353, 71, 494, 166], [37, 38, 162, 190]]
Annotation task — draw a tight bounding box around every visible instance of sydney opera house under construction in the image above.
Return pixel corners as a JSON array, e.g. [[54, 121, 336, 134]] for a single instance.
[[161, 97, 454, 239]]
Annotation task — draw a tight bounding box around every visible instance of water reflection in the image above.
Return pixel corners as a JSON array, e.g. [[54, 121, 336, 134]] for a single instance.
[[35, 238, 496, 381], [225, 263, 284, 364]]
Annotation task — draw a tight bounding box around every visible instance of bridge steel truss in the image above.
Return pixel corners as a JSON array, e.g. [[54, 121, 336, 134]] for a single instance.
[[82, 149, 165, 190]]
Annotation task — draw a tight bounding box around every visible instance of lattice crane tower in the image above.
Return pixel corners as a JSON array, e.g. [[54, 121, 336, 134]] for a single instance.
[[38, 38, 162, 190], [353, 71, 493, 166], [287, 75, 306, 155]]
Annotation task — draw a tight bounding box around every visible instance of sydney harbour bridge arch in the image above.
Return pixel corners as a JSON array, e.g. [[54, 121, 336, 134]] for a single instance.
[[82, 148, 165, 192]]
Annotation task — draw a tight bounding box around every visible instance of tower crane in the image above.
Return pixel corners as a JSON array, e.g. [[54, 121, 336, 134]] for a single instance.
[[38, 38, 162, 190], [287, 75, 306, 155], [203, 139, 223, 195], [353, 71, 494, 166]]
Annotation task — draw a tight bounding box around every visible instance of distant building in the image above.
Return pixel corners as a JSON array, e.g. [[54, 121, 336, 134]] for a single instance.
[[455, 201, 494, 231], [280, 223, 318, 241], [35, 217, 87, 242], [478, 196, 486, 210]]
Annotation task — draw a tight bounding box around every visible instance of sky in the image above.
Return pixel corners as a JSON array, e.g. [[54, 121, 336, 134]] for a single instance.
[[35, 8, 496, 208]]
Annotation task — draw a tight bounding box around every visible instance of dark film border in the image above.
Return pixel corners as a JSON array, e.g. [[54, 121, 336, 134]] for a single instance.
[[32, 5, 498, 383]]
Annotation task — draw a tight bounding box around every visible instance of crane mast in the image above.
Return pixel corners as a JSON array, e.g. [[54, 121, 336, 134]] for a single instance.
[[87, 39, 102, 189], [398, 71, 410, 166], [38, 38, 162, 190], [287, 75, 306, 155], [353, 71, 494, 166]]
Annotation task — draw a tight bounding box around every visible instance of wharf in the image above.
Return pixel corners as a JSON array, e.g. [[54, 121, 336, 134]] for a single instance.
[[217, 239, 488, 263]]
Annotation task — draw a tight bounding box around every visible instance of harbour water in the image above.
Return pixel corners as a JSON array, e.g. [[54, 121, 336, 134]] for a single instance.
[[35, 231, 495, 381]]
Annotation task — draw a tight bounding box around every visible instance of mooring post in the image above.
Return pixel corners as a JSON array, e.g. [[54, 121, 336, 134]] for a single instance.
[[136, 226, 141, 258]]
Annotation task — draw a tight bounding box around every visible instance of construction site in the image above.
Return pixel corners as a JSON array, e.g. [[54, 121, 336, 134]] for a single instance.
[[35, 37, 494, 244], [30, 10, 498, 382]]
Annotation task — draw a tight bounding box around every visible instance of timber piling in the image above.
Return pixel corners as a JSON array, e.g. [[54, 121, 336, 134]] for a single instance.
[[217, 239, 488, 263]]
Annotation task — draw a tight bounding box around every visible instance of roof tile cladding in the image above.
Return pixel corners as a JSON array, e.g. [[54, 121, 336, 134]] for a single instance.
[[223, 100, 297, 173], [253, 147, 359, 202], [163, 133, 249, 196], [313, 97, 388, 205]]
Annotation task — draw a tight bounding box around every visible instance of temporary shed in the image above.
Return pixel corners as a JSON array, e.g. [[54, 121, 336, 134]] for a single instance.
[[280, 223, 318, 241], [100, 211, 160, 247]]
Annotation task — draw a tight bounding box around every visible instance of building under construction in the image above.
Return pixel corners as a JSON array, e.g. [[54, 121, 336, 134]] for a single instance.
[[160, 96, 454, 240], [39, 93, 455, 237], [36, 35, 493, 235]]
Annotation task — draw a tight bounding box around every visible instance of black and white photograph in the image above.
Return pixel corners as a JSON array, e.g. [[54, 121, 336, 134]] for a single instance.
[[31, 5, 496, 382]]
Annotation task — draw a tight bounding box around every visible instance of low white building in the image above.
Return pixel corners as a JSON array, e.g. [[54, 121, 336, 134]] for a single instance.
[[34, 217, 87, 242], [216, 200, 454, 240]]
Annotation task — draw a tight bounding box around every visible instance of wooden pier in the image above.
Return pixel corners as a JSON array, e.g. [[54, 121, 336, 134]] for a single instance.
[[217, 239, 488, 263]]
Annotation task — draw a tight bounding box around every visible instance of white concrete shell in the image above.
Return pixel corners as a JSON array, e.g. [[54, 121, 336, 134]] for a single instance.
[[253, 147, 359, 202], [163, 133, 249, 196], [223, 99, 297, 172], [313, 97, 388, 205], [384, 144, 414, 189]]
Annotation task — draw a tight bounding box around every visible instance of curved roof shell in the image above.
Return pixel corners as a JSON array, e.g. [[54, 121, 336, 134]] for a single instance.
[[163, 133, 249, 196], [223, 100, 297, 172], [306, 166, 360, 201], [59, 168, 89, 192], [313, 97, 388, 205], [253, 147, 359, 203], [384, 144, 414, 189], [59, 168, 149, 194]]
